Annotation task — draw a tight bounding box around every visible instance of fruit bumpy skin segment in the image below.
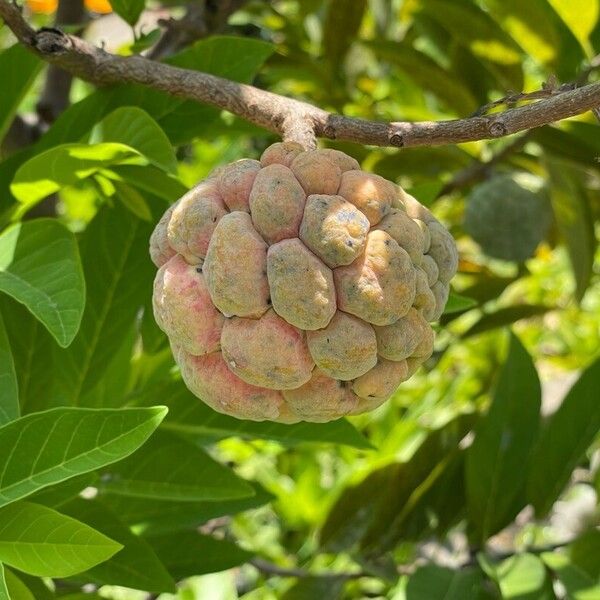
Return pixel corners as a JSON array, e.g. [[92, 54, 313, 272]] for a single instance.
[[334, 230, 417, 326], [306, 311, 377, 380], [153, 254, 225, 356], [249, 164, 307, 244], [220, 309, 315, 390], [167, 181, 229, 264], [283, 369, 357, 422], [150, 142, 458, 422], [203, 212, 270, 318], [175, 347, 284, 421], [267, 238, 336, 330], [217, 158, 261, 213], [300, 194, 370, 268]]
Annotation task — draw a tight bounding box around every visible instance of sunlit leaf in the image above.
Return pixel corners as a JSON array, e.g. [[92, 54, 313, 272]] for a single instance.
[[547, 0, 599, 55], [0, 406, 166, 507], [0, 220, 85, 347], [0, 502, 121, 577]]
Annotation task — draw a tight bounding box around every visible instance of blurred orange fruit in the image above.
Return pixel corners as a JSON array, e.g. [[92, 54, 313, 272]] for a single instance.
[[26, 0, 57, 14], [26, 0, 112, 14], [84, 0, 112, 14]]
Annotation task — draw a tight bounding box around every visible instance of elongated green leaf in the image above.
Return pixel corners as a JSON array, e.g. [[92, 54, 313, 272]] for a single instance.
[[62, 498, 176, 593], [0, 406, 166, 508], [11, 143, 142, 209], [542, 552, 600, 600], [109, 165, 186, 202], [103, 484, 273, 536], [0, 45, 42, 146], [148, 531, 252, 580], [92, 107, 177, 174], [158, 381, 371, 448], [366, 41, 478, 114], [547, 159, 597, 300], [466, 334, 541, 542], [528, 357, 600, 516], [0, 501, 121, 577], [0, 313, 18, 425], [101, 430, 254, 501], [406, 565, 484, 599], [0, 564, 7, 600], [3, 568, 35, 600], [0, 219, 85, 347], [321, 415, 474, 552], [463, 305, 553, 339], [109, 0, 145, 26], [481, 0, 561, 66], [53, 202, 155, 405], [569, 530, 600, 580], [547, 0, 599, 55], [323, 0, 366, 67]]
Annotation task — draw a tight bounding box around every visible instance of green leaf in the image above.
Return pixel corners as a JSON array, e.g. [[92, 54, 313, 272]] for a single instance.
[[547, 0, 599, 55], [465, 333, 541, 542], [495, 554, 553, 600], [61, 498, 176, 593], [323, 0, 366, 67], [443, 292, 478, 315], [109, 165, 186, 202], [102, 484, 273, 536], [11, 143, 141, 210], [528, 357, 600, 516], [113, 181, 153, 221], [52, 202, 155, 405], [0, 501, 121, 577], [366, 41, 478, 114], [3, 568, 35, 600], [148, 531, 252, 580], [542, 552, 600, 600], [320, 414, 474, 552], [91, 107, 177, 174], [100, 430, 254, 501], [282, 576, 346, 600], [418, 0, 523, 90], [406, 565, 484, 599], [547, 158, 597, 301], [0, 564, 8, 600], [109, 0, 145, 26], [158, 381, 371, 448], [0, 406, 166, 508], [0, 219, 85, 347], [569, 530, 600, 580], [0, 45, 42, 146], [463, 305, 553, 339], [0, 313, 18, 425], [480, 0, 561, 66]]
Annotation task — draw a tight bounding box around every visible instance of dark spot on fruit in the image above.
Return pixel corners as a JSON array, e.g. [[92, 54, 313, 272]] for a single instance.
[[212, 216, 217, 223], [346, 240, 353, 247], [266, 297, 271, 305], [196, 266, 203, 273], [384, 239, 390, 246]]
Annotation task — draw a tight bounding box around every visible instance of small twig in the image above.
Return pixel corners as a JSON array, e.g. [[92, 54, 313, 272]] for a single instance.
[[250, 558, 367, 580]]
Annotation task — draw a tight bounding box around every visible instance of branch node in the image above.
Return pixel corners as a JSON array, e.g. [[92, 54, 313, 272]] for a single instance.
[[323, 124, 336, 139], [488, 120, 508, 137], [389, 133, 404, 147], [34, 28, 70, 54]]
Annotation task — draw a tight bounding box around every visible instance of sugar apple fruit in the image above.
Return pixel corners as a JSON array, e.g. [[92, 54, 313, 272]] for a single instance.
[[150, 142, 458, 423], [465, 173, 552, 262]]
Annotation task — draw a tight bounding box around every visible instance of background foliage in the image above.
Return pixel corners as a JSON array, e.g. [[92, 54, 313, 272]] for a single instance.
[[0, 0, 599, 598]]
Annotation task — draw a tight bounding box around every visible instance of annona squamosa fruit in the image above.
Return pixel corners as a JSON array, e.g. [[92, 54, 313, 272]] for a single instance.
[[150, 142, 458, 423], [464, 173, 552, 262]]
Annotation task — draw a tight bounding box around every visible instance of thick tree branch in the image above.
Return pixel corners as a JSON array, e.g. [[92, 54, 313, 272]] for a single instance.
[[1, 0, 599, 149]]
